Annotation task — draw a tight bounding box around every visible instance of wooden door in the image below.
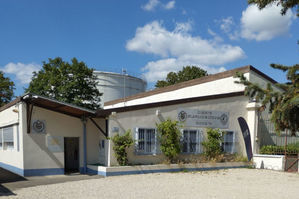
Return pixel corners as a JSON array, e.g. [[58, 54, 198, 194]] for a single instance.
[[64, 137, 79, 173]]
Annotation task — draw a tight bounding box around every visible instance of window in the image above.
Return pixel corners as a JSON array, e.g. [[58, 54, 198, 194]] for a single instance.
[[135, 128, 156, 154], [182, 129, 202, 153], [221, 131, 235, 154], [0, 126, 15, 151]]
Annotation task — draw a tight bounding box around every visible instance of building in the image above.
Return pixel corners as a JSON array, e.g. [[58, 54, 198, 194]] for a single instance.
[[0, 65, 280, 176]]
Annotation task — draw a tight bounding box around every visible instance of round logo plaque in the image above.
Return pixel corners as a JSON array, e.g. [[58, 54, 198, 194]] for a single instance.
[[178, 111, 187, 122], [33, 120, 45, 133]]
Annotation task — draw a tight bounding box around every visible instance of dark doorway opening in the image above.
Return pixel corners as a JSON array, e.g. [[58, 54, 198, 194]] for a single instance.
[[64, 137, 79, 173]]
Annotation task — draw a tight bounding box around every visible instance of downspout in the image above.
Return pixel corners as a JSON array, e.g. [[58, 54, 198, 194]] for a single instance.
[[81, 116, 87, 174]]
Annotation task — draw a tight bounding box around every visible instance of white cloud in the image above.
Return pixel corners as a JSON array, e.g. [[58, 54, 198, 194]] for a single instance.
[[142, 0, 175, 11], [218, 17, 240, 40], [220, 17, 234, 33], [142, 0, 160, 11], [1, 62, 41, 84], [126, 21, 245, 82], [164, 1, 175, 10], [240, 4, 295, 41]]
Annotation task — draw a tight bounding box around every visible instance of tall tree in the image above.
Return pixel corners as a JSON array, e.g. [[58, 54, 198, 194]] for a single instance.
[[235, 64, 298, 136], [27, 57, 102, 110], [0, 71, 15, 107], [248, 0, 299, 16], [155, 66, 208, 88]]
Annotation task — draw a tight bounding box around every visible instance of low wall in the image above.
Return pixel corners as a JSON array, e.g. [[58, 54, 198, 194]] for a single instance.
[[253, 154, 285, 171], [87, 162, 249, 177]]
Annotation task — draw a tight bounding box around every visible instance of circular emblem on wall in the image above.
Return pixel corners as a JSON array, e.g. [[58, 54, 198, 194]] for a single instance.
[[178, 111, 187, 122], [33, 120, 45, 133], [220, 113, 228, 125]]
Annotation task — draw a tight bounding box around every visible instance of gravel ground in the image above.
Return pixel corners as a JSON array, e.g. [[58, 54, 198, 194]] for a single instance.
[[4, 169, 299, 199]]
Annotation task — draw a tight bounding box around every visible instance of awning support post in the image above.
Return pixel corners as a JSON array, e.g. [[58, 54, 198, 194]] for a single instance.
[[81, 116, 87, 174]]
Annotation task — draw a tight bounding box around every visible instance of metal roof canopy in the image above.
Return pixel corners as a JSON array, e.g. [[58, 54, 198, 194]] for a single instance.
[[22, 93, 97, 118]]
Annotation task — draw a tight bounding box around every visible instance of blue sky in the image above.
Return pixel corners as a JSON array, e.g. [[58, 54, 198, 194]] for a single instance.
[[0, 0, 298, 96]]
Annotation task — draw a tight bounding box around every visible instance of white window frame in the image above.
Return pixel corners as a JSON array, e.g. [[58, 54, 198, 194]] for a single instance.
[[181, 129, 203, 154], [135, 128, 157, 155], [221, 130, 235, 154]]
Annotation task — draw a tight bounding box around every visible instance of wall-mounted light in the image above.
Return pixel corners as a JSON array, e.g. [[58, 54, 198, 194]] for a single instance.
[[111, 112, 117, 117], [12, 109, 19, 113], [156, 109, 161, 116]]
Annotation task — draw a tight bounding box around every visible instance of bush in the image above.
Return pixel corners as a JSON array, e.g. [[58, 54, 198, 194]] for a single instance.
[[260, 143, 299, 155], [156, 119, 181, 163], [202, 128, 222, 159], [111, 130, 134, 166]]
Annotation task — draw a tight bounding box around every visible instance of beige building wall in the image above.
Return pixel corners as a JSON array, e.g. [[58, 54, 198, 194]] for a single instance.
[[23, 105, 107, 171], [0, 103, 25, 175], [108, 95, 249, 166]]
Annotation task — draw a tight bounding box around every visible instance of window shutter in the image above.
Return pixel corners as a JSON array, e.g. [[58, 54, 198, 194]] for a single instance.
[[0, 129, 3, 143], [196, 130, 200, 154], [232, 131, 236, 153], [134, 127, 139, 153], [3, 126, 14, 142], [198, 129, 204, 153], [155, 128, 162, 154]]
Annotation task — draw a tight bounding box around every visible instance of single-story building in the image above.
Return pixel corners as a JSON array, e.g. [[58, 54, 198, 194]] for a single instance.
[[0, 94, 109, 176], [0, 65, 280, 176]]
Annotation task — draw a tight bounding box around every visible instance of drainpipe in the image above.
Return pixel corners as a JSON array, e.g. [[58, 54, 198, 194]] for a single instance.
[[81, 116, 87, 174]]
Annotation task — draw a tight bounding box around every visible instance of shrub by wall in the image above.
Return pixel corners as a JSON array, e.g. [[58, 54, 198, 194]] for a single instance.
[[111, 130, 134, 166]]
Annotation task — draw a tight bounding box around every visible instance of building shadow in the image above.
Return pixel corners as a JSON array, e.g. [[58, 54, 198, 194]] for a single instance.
[[0, 184, 16, 196]]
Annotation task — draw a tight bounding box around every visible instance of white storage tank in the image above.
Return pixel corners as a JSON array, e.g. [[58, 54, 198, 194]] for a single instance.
[[94, 71, 147, 107]]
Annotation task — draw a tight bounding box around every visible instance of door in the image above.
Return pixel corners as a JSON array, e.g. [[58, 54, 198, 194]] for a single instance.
[[64, 137, 79, 173]]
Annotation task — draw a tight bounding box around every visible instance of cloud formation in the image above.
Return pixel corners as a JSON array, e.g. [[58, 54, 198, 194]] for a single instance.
[[142, 0, 159, 11], [164, 1, 175, 10], [142, 0, 175, 11], [1, 62, 41, 84], [126, 21, 245, 82], [240, 4, 295, 41]]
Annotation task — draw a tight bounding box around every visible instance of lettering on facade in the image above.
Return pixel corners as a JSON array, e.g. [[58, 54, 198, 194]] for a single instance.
[[177, 108, 229, 128]]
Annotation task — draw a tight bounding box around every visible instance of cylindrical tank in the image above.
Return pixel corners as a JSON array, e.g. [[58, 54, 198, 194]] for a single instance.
[[94, 71, 147, 107]]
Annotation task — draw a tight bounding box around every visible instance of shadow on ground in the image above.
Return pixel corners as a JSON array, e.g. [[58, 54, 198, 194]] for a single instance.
[[0, 167, 103, 195], [0, 168, 27, 196]]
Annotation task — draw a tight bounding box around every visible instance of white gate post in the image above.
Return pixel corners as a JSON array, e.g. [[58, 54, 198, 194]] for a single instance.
[[246, 102, 261, 154]]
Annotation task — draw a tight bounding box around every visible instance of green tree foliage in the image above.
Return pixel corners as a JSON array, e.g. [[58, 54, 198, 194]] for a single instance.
[[26, 57, 102, 110], [202, 128, 223, 159], [111, 130, 134, 166], [248, 0, 298, 16], [155, 66, 208, 88], [235, 64, 299, 136], [156, 119, 181, 163], [0, 71, 15, 107]]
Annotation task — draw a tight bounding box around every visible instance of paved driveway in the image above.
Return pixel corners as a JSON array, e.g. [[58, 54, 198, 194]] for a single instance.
[[0, 167, 102, 196]]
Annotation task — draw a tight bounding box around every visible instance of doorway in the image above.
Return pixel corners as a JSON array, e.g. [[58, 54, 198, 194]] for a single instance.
[[64, 137, 79, 173]]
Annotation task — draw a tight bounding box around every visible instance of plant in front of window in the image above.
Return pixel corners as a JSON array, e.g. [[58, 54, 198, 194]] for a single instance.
[[156, 119, 181, 163], [202, 128, 223, 160], [111, 130, 134, 166]]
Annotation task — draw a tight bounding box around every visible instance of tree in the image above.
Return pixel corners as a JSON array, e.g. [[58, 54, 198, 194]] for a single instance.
[[0, 71, 15, 107], [248, 0, 299, 16], [235, 64, 299, 136], [27, 57, 102, 110], [155, 66, 208, 88]]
